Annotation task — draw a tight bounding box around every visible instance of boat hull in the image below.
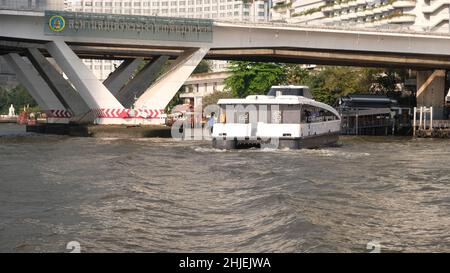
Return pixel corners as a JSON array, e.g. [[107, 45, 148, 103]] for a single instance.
[[212, 133, 339, 150]]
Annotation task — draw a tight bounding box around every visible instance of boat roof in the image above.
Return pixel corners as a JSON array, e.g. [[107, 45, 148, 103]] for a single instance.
[[217, 95, 340, 117]]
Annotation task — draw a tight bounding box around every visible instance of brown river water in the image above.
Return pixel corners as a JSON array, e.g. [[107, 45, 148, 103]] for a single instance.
[[0, 123, 449, 252]]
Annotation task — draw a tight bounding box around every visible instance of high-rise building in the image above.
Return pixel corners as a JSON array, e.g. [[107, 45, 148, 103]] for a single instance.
[[0, 0, 64, 10], [271, 0, 450, 33], [65, 0, 270, 22]]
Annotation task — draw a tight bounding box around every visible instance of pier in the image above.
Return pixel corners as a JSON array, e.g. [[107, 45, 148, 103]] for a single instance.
[[413, 106, 450, 138]]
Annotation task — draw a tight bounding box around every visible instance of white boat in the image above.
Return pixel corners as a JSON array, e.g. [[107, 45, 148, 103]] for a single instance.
[[211, 86, 341, 149]]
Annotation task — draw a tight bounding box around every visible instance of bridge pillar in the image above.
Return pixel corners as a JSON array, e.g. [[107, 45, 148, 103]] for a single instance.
[[116, 56, 169, 108], [103, 58, 143, 95], [134, 47, 209, 111], [46, 41, 128, 124], [446, 83, 450, 105], [26, 48, 92, 124], [1, 53, 69, 123], [416, 70, 446, 119]]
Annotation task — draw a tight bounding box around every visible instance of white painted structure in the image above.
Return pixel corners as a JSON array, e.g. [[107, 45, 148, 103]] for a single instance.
[[272, 0, 450, 33], [181, 71, 230, 108], [8, 104, 15, 117]]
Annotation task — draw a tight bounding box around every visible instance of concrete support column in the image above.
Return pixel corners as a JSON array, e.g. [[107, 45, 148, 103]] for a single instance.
[[46, 41, 124, 110], [134, 47, 209, 111], [26, 48, 91, 123], [116, 55, 169, 108], [1, 53, 68, 123], [416, 70, 446, 119], [103, 58, 143, 95], [446, 83, 450, 104]]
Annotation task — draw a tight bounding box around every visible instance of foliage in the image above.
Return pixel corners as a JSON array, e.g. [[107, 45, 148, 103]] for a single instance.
[[0, 85, 38, 114], [202, 91, 233, 107], [224, 62, 412, 106], [292, 6, 325, 17], [283, 64, 311, 85], [193, 60, 211, 74], [224, 61, 286, 98], [273, 2, 292, 10], [165, 88, 184, 113]]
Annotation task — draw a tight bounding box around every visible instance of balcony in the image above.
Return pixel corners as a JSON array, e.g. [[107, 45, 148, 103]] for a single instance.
[[379, 5, 392, 13], [389, 14, 416, 23], [423, 0, 450, 14], [372, 7, 384, 15], [429, 12, 450, 29], [363, 9, 375, 17], [340, 2, 349, 9], [322, 5, 334, 13], [348, 1, 358, 8], [347, 12, 358, 19], [356, 11, 365, 17], [392, 0, 417, 9], [340, 13, 350, 20]]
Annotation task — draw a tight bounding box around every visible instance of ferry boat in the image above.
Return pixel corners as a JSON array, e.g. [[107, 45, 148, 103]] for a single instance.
[[211, 86, 341, 149]]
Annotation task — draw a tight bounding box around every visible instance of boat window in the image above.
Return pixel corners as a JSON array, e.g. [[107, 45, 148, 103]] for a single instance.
[[301, 105, 339, 123], [271, 109, 282, 123], [236, 111, 249, 124], [282, 105, 301, 124], [267, 87, 313, 99], [220, 104, 335, 124], [221, 104, 258, 124], [219, 105, 226, 123]]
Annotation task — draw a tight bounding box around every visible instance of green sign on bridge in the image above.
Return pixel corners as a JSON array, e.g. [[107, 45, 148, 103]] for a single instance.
[[44, 10, 213, 43]]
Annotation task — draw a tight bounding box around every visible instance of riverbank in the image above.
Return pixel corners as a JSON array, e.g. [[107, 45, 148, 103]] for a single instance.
[[0, 116, 16, 123], [24, 123, 172, 138]]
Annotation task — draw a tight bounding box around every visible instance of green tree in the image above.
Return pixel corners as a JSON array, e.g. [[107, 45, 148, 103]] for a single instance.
[[283, 64, 311, 85], [9, 85, 37, 111], [165, 87, 183, 113], [193, 60, 211, 74], [0, 85, 37, 114], [202, 91, 233, 107], [224, 61, 286, 98], [303, 66, 363, 105], [0, 86, 8, 114]]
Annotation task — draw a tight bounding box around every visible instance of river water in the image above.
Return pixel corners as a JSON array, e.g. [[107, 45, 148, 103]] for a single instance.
[[0, 123, 449, 252]]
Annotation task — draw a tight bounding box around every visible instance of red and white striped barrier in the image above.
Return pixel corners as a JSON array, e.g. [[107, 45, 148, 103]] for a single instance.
[[47, 109, 72, 118], [93, 108, 165, 119], [41, 109, 165, 121]]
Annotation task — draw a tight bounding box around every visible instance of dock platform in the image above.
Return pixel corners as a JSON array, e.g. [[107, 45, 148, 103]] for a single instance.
[[413, 106, 450, 138]]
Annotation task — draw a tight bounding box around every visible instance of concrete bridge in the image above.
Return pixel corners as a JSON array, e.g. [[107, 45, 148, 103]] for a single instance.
[[1, 9, 450, 124]]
